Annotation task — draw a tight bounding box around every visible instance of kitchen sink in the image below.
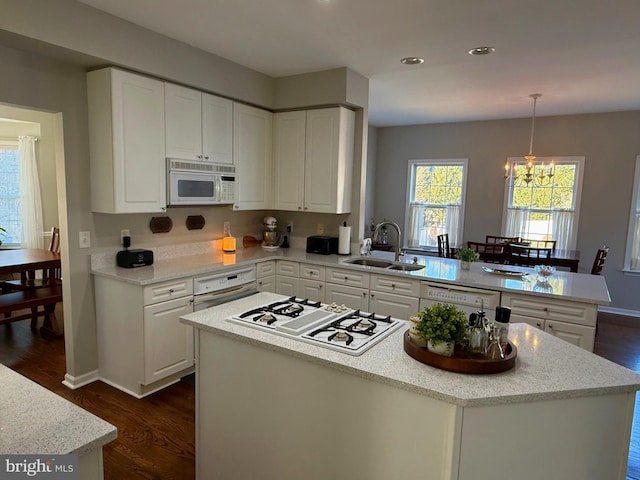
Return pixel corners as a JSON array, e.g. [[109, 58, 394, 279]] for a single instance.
[[343, 257, 425, 272], [387, 263, 425, 272], [344, 258, 394, 268]]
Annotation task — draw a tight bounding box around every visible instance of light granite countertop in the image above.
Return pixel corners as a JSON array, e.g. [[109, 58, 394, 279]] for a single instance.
[[91, 242, 611, 305], [181, 291, 640, 408], [0, 364, 117, 455]]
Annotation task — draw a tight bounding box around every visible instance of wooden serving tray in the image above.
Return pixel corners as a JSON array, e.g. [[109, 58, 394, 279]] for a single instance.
[[403, 330, 517, 374]]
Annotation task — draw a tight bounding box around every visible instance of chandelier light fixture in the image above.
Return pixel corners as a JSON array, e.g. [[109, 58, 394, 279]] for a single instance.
[[504, 93, 555, 186]]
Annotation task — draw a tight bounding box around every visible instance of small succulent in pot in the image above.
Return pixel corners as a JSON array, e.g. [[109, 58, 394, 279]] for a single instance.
[[413, 303, 469, 356], [455, 246, 480, 263]]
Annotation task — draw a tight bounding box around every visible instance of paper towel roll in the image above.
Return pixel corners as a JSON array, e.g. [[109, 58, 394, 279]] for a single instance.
[[338, 225, 351, 255]]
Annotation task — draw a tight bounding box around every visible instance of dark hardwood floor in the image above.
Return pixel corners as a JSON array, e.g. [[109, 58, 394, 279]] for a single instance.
[[0, 318, 195, 480], [2, 311, 640, 479]]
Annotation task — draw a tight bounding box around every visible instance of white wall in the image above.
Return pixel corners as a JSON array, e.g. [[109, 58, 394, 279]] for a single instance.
[[374, 112, 640, 312]]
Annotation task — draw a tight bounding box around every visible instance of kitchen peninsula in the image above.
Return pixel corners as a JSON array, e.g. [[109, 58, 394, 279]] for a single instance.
[[181, 291, 640, 480]]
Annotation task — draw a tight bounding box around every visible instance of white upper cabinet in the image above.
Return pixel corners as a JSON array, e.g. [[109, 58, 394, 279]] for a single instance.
[[233, 103, 273, 210], [273, 107, 355, 213], [165, 83, 233, 164], [87, 68, 167, 214]]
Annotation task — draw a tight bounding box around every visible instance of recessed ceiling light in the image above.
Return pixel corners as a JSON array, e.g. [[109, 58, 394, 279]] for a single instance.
[[468, 46, 495, 56], [400, 57, 424, 65]]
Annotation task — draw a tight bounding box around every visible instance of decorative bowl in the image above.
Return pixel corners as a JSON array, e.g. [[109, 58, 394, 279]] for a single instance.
[[534, 265, 555, 278]]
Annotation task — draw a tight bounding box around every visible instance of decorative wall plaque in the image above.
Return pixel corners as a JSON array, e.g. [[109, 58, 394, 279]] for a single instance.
[[149, 216, 173, 233], [186, 215, 205, 230]]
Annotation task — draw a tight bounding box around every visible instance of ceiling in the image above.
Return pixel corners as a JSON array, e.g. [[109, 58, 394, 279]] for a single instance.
[[77, 0, 640, 127]]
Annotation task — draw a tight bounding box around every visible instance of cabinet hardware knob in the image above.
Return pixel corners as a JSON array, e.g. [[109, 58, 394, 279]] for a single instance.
[[544, 307, 549, 312], [304, 206, 308, 210], [371, 294, 375, 298], [391, 284, 395, 288], [204, 156, 209, 160], [362, 292, 366, 296], [197, 155, 202, 159], [169, 289, 174, 293], [298, 206, 302, 210], [548, 324, 554, 329]]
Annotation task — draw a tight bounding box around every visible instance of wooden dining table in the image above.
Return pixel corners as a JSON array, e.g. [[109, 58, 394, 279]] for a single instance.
[[0, 248, 61, 280], [0, 248, 62, 336]]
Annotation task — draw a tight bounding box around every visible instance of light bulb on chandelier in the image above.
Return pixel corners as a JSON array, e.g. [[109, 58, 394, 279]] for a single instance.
[[504, 93, 555, 187]]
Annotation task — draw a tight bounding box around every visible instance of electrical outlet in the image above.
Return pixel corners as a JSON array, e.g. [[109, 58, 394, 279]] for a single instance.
[[223, 221, 230, 235], [287, 221, 293, 233], [79, 231, 91, 249], [121, 229, 130, 245], [317, 223, 324, 235]]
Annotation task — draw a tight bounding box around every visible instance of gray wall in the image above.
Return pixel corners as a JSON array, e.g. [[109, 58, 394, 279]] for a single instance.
[[374, 112, 640, 312]]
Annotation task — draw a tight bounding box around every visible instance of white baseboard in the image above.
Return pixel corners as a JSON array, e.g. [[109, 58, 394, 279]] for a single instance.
[[62, 369, 99, 390], [598, 306, 640, 318]]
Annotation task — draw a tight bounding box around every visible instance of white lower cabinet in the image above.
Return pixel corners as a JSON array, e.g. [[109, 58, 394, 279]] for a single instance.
[[298, 279, 325, 303], [257, 260, 276, 293], [143, 296, 195, 384], [501, 292, 597, 351], [324, 283, 369, 310], [94, 275, 195, 398], [275, 260, 300, 297], [369, 291, 419, 320]]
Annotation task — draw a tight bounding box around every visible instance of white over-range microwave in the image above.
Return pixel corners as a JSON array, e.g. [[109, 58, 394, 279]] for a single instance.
[[167, 158, 236, 206]]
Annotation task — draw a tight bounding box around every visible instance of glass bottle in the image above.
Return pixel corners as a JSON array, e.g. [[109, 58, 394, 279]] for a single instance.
[[469, 312, 487, 356], [486, 324, 505, 360], [494, 306, 511, 351]]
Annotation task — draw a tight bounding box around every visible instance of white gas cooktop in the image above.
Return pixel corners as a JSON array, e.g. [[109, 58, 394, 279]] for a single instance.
[[226, 296, 404, 356]]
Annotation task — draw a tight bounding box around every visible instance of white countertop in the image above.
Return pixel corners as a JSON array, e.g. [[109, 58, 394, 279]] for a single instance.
[[181, 292, 640, 407], [0, 364, 117, 455], [91, 243, 611, 305]]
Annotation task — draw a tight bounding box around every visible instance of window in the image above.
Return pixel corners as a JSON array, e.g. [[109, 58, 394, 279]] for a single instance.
[[624, 156, 640, 273], [405, 159, 468, 249], [503, 156, 584, 251], [0, 140, 20, 247]]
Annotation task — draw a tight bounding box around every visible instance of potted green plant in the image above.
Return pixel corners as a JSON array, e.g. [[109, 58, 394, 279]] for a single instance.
[[413, 303, 469, 356], [455, 246, 480, 270]]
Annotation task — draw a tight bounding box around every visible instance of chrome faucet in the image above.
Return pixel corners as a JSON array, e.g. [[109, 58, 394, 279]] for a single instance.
[[373, 221, 403, 262]]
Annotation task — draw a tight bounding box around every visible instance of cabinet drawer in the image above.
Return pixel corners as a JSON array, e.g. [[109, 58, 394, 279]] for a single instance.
[[276, 260, 300, 277], [501, 293, 596, 327], [369, 290, 419, 320], [300, 263, 326, 281], [257, 275, 276, 293], [257, 260, 276, 278], [326, 267, 370, 288], [371, 274, 420, 296], [143, 278, 193, 305]]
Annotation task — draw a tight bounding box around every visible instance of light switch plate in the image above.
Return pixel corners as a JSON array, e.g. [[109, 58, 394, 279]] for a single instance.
[[79, 231, 91, 248]]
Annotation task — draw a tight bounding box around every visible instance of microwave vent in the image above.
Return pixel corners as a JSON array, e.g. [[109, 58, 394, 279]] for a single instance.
[[168, 159, 235, 175]]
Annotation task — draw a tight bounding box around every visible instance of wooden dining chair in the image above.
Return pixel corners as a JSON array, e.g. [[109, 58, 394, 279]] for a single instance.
[[506, 244, 552, 267], [485, 235, 520, 245], [467, 241, 506, 264], [591, 246, 609, 275], [437, 233, 451, 258], [520, 238, 557, 251]]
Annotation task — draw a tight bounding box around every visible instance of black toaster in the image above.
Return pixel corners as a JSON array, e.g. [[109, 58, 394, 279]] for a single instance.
[[306, 236, 339, 255]]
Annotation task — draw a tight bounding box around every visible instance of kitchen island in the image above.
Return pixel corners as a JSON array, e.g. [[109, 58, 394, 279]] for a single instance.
[[0, 364, 117, 480], [181, 292, 640, 480]]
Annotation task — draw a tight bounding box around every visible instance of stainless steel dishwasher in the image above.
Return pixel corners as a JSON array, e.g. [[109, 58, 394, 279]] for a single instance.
[[419, 281, 500, 316], [193, 266, 257, 311]]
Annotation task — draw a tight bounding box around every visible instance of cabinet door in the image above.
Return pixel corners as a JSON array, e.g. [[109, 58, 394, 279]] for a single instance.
[[369, 291, 419, 320], [275, 276, 298, 297], [511, 313, 545, 330], [273, 111, 306, 211], [304, 107, 354, 213], [233, 103, 272, 210], [545, 320, 595, 351], [88, 68, 166, 213], [257, 275, 276, 293], [298, 279, 325, 303], [257, 261, 276, 278], [324, 283, 369, 310], [143, 296, 194, 385], [202, 93, 233, 164], [165, 83, 202, 160]]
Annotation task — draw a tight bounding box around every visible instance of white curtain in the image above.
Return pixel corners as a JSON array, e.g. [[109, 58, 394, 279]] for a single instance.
[[18, 136, 44, 249], [632, 214, 640, 270], [445, 205, 461, 247], [551, 210, 575, 251], [505, 208, 529, 239], [407, 204, 424, 247]]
